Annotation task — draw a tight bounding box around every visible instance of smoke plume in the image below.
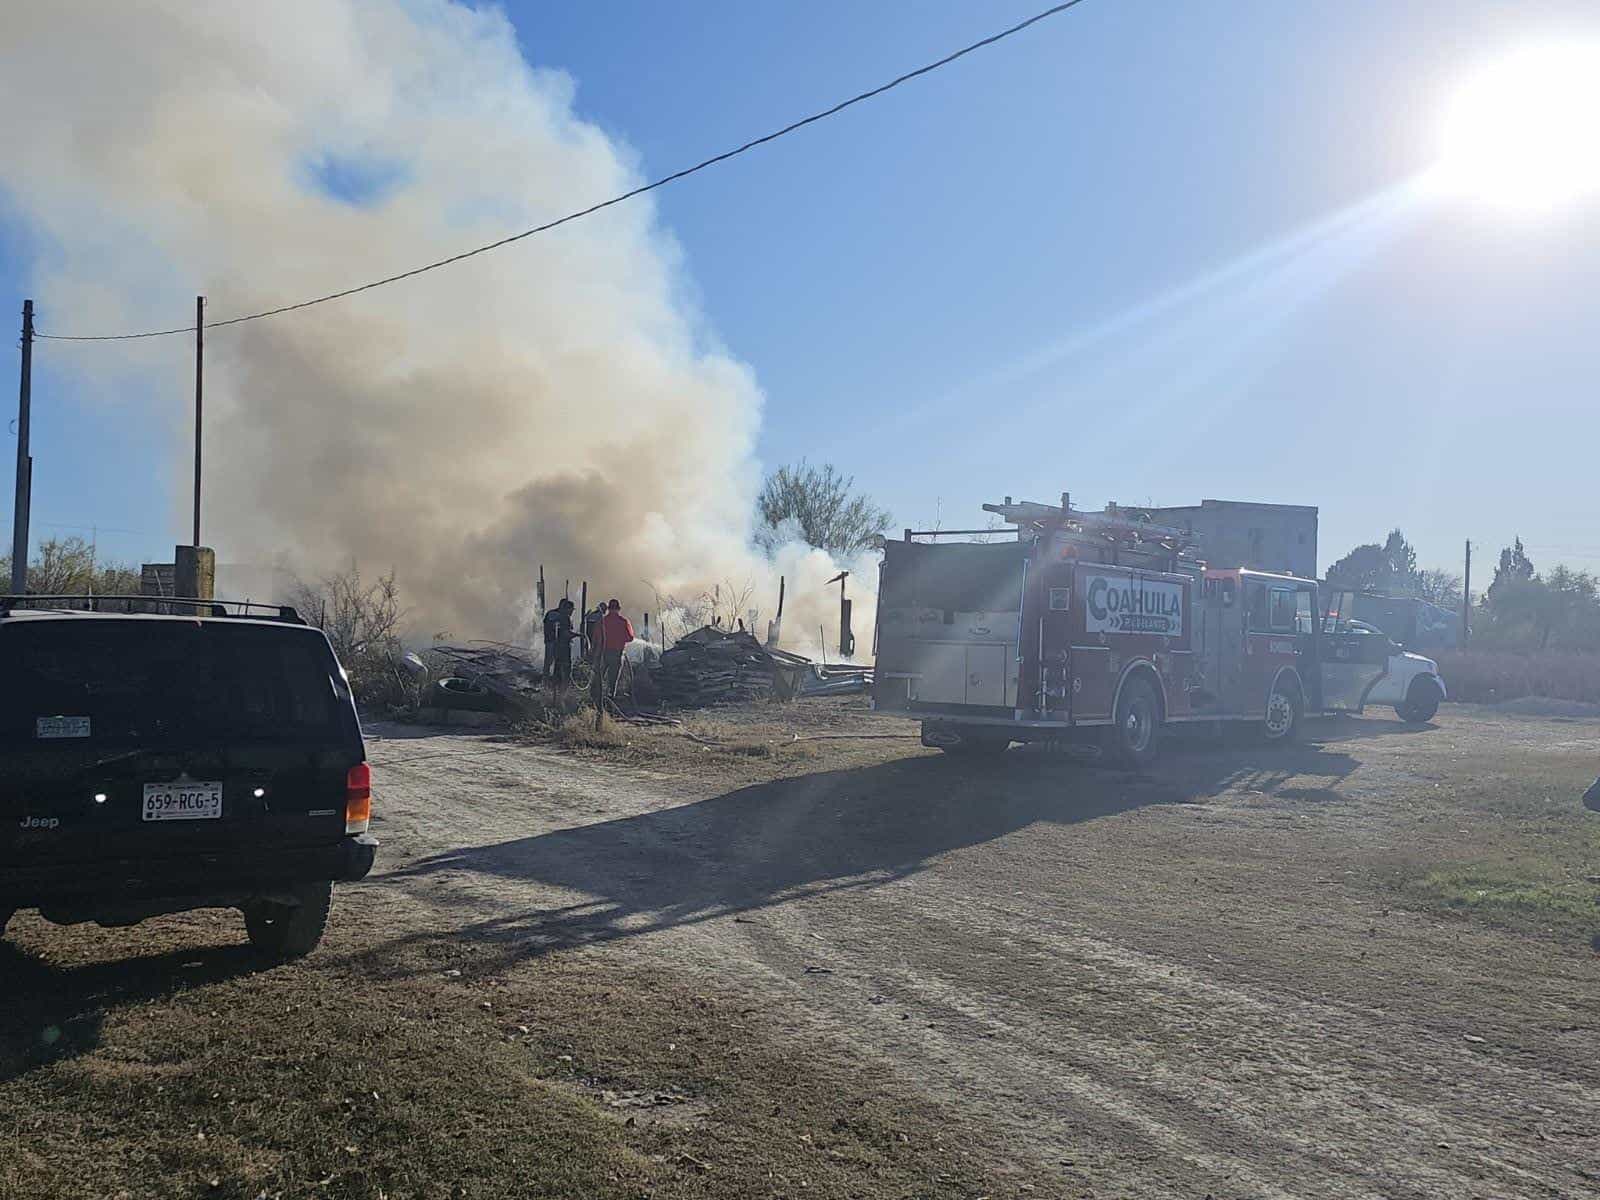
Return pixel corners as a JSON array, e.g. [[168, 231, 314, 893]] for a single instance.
[[0, 0, 873, 650]]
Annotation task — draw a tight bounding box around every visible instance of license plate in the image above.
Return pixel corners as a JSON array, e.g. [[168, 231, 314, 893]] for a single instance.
[[142, 782, 224, 821]]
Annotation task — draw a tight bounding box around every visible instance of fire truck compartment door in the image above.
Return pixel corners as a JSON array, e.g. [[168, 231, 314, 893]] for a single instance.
[[964, 643, 1009, 707], [910, 643, 968, 706]]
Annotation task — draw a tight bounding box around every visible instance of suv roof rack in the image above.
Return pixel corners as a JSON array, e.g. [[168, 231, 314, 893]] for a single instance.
[[0, 594, 305, 623]]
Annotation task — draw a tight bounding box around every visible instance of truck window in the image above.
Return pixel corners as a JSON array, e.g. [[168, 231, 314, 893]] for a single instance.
[[0, 622, 347, 747], [1295, 590, 1314, 634], [1268, 588, 1296, 632], [1247, 583, 1267, 629]]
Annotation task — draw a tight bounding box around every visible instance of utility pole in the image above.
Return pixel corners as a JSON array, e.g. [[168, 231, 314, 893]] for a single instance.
[[826, 571, 853, 658], [1461, 539, 1472, 649], [192, 295, 204, 546], [10, 300, 34, 594]]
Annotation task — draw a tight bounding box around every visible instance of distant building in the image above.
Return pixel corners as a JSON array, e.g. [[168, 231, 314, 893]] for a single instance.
[[139, 562, 174, 597], [1116, 499, 1318, 578]]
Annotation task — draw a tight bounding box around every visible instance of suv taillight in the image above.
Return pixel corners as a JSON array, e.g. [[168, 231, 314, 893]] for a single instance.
[[346, 762, 372, 834]]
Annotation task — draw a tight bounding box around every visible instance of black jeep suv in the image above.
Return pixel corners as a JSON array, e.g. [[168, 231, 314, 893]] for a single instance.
[[0, 600, 376, 958]]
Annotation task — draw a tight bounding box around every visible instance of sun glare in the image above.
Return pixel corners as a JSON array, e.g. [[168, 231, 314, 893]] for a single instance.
[[1433, 42, 1600, 211]]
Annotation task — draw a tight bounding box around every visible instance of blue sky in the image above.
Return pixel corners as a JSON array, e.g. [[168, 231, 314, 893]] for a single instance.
[[5, 0, 1600, 581]]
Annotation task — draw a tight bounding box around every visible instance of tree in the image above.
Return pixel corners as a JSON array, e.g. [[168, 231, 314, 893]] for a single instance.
[[1543, 565, 1599, 650], [1487, 537, 1535, 606], [1383, 529, 1418, 589], [755, 461, 891, 558], [0, 536, 142, 596], [1327, 528, 1420, 594], [1326, 543, 1389, 591], [1474, 552, 1600, 651], [1415, 568, 1462, 609], [288, 564, 407, 706], [1484, 577, 1559, 649]]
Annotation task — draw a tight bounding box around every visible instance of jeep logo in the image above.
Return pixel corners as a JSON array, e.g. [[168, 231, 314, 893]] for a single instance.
[[18, 816, 60, 831]]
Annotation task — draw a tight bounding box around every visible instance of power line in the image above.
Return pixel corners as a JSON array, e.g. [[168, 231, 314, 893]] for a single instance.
[[35, 0, 1089, 343]]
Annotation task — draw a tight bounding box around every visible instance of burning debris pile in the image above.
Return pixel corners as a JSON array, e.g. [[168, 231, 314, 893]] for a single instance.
[[412, 629, 871, 720], [653, 626, 872, 708], [426, 642, 543, 717]]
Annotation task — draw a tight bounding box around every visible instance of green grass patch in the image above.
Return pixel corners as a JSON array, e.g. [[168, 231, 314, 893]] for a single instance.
[[1406, 860, 1599, 938]]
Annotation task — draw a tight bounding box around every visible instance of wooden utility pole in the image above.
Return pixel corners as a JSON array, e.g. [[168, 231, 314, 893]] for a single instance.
[[767, 574, 786, 646], [10, 300, 33, 594], [1461, 539, 1472, 649], [826, 571, 853, 658], [192, 295, 204, 546]]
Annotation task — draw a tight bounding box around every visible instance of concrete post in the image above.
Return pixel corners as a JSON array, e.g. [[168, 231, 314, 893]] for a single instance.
[[174, 545, 215, 601]]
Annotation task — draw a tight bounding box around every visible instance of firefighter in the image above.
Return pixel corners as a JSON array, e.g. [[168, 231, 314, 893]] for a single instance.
[[592, 598, 636, 703], [542, 598, 576, 692]]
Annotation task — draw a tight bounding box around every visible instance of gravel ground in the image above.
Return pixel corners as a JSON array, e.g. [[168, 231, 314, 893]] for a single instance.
[[342, 703, 1600, 1199]]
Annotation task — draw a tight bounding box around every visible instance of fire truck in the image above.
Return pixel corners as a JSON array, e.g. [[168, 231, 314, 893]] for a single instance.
[[872, 496, 1446, 765]]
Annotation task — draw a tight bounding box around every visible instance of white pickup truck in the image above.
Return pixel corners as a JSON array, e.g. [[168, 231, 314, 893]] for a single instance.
[[1327, 618, 1447, 723]]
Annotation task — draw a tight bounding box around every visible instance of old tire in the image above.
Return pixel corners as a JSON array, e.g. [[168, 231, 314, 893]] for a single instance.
[[244, 881, 332, 960], [1104, 676, 1162, 768], [1263, 677, 1303, 743], [1396, 678, 1442, 724]]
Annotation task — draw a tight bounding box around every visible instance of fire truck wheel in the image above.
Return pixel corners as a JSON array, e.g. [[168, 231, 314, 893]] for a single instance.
[[1396, 678, 1442, 724], [1105, 676, 1162, 768], [1263, 678, 1303, 743]]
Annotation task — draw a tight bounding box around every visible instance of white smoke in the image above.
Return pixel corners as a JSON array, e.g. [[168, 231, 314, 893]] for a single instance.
[[0, 0, 875, 651]]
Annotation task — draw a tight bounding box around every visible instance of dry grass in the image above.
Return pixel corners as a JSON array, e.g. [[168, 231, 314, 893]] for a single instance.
[[1435, 649, 1600, 704], [0, 916, 1033, 1200], [1387, 750, 1600, 939], [523, 697, 913, 786]]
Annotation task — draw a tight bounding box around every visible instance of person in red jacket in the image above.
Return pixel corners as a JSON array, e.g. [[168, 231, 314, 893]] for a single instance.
[[592, 598, 635, 703]]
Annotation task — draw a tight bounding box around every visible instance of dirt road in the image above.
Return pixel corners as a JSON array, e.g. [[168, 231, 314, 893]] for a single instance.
[[347, 707, 1600, 1198]]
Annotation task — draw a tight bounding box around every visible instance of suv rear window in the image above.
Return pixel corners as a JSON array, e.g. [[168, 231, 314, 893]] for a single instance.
[[0, 620, 348, 747]]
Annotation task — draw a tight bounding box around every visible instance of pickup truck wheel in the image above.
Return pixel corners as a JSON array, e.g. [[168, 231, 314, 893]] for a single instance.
[[1263, 679, 1303, 743], [1104, 676, 1161, 768], [244, 881, 332, 959], [1396, 678, 1442, 724]]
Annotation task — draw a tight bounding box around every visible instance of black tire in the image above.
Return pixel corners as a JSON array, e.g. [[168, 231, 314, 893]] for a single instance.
[[244, 881, 332, 959], [1396, 678, 1442, 724], [1263, 676, 1303, 744], [1104, 676, 1162, 768]]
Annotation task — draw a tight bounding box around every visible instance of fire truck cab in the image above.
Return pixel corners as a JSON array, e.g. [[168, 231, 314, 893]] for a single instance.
[[872, 497, 1445, 764]]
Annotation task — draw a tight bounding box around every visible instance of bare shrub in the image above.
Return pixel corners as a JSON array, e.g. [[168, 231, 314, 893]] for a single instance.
[[1434, 649, 1600, 704], [643, 577, 760, 645], [289, 565, 409, 709], [0, 536, 142, 597]]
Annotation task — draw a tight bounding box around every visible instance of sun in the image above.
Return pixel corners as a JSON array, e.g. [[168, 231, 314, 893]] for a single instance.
[[1432, 42, 1600, 211]]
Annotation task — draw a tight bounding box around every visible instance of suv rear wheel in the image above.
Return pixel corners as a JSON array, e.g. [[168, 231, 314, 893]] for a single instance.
[[1396, 677, 1442, 724], [244, 881, 333, 959]]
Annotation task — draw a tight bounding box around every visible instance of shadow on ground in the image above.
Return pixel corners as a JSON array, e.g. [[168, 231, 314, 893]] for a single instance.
[[360, 734, 1358, 978], [0, 937, 267, 1080]]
